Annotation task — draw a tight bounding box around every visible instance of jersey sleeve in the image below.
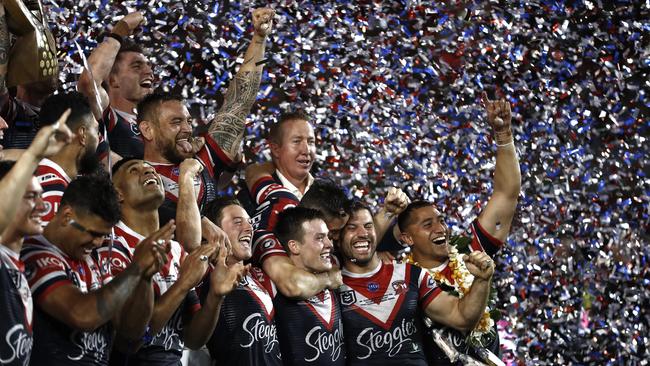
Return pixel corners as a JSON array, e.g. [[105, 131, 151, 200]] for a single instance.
[[21, 246, 72, 303], [416, 265, 442, 310], [470, 219, 503, 258], [195, 133, 237, 181], [184, 288, 202, 316], [37, 172, 68, 224]]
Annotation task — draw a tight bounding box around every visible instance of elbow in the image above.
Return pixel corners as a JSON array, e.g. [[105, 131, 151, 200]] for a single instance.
[[276, 280, 305, 299], [67, 310, 103, 332]]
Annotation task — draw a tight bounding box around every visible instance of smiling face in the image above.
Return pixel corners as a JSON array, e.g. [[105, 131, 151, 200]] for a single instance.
[[109, 51, 154, 104], [290, 219, 333, 274], [401, 205, 450, 264], [3, 177, 47, 243], [61, 207, 113, 260], [142, 100, 195, 164], [217, 205, 254, 262], [113, 159, 164, 210], [271, 119, 316, 186], [339, 208, 378, 269]]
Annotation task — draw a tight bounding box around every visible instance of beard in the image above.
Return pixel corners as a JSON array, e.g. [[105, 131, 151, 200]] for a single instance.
[[158, 139, 185, 165], [78, 149, 101, 175]]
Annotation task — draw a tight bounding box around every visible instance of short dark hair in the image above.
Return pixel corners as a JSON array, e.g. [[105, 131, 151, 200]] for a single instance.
[[136, 92, 184, 125], [111, 39, 145, 75], [397, 200, 434, 232], [275, 207, 325, 252], [111, 156, 143, 177], [0, 161, 16, 180], [39, 91, 93, 130], [60, 175, 121, 225], [300, 179, 350, 221], [204, 196, 242, 226], [268, 110, 310, 145]]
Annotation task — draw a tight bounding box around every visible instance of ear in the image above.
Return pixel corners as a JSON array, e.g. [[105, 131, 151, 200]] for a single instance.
[[108, 72, 119, 89], [59, 205, 73, 225], [399, 232, 414, 247], [269, 140, 281, 160], [139, 120, 154, 141], [114, 186, 125, 204], [76, 125, 87, 146], [287, 239, 301, 256]]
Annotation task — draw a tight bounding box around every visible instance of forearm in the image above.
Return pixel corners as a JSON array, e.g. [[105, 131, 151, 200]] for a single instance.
[[208, 34, 266, 158], [183, 292, 224, 349], [493, 143, 521, 199], [78, 38, 119, 118], [114, 278, 154, 341], [0, 5, 9, 96], [265, 258, 329, 299], [150, 281, 192, 333], [373, 208, 394, 243], [176, 175, 201, 252], [457, 277, 491, 329]]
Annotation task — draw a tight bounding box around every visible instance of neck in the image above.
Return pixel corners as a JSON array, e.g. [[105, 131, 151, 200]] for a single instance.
[[107, 92, 136, 115], [42, 219, 67, 254], [143, 144, 169, 164], [0, 228, 24, 254], [50, 147, 80, 179], [121, 206, 159, 236], [16, 87, 48, 107], [278, 168, 308, 194], [344, 255, 380, 274], [412, 251, 446, 269]]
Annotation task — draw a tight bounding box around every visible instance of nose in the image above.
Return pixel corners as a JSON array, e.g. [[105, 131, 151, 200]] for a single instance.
[[243, 219, 253, 233], [180, 119, 192, 134], [34, 195, 47, 215], [323, 236, 333, 249], [142, 62, 153, 76]]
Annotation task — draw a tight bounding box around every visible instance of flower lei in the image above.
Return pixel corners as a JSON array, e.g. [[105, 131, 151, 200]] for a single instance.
[[406, 244, 496, 347]]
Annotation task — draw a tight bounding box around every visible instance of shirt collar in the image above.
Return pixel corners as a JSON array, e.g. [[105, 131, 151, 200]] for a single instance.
[[275, 170, 314, 200]]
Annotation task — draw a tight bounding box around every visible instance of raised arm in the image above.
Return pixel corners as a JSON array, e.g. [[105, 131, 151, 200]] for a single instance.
[[0, 111, 72, 231], [207, 8, 274, 160], [176, 158, 203, 252], [373, 187, 410, 243], [77, 12, 144, 119], [425, 252, 494, 331], [477, 92, 521, 242], [262, 255, 341, 299]]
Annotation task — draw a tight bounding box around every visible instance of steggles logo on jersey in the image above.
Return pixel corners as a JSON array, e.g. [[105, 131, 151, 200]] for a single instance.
[[241, 313, 279, 353], [355, 318, 418, 360], [0, 324, 33, 365], [340, 290, 357, 306], [67, 330, 109, 362], [304, 320, 344, 362]]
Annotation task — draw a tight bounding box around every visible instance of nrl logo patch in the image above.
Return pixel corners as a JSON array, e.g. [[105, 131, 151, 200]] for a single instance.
[[339, 290, 357, 306]]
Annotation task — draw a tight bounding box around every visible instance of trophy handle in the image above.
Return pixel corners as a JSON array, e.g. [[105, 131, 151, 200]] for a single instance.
[[3, 0, 39, 36]]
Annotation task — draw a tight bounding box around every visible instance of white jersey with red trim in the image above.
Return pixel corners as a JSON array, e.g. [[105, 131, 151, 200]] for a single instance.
[[339, 261, 441, 365], [0, 245, 33, 366], [94, 221, 201, 365], [35, 158, 72, 225], [21, 235, 113, 366]]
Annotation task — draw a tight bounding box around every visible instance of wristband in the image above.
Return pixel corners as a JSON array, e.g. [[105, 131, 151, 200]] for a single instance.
[[494, 129, 513, 146], [105, 33, 123, 46]]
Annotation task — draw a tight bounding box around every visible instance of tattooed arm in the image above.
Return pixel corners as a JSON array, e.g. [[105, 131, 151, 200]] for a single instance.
[[0, 4, 10, 102], [207, 8, 274, 160]]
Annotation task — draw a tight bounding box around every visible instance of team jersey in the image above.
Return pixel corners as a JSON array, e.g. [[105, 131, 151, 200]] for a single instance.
[[0, 95, 40, 150], [202, 266, 282, 366], [149, 133, 235, 225], [21, 235, 113, 366], [35, 158, 72, 225], [0, 245, 33, 366], [339, 261, 441, 365], [249, 176, 299, 264], [96, 106, 143, 160], [274, 288, 345, 365], [421, 219, 503, 365], [94, 221, 201, 365]]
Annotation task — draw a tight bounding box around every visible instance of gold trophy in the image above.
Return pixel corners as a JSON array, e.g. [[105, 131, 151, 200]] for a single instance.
[[3, 0, 58, 87]]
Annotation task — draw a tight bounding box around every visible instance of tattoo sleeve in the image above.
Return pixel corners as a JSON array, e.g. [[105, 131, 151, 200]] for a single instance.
[[208, 70, 262, 158], [96, 263, 143, 320], [0, 10, 10, 95]]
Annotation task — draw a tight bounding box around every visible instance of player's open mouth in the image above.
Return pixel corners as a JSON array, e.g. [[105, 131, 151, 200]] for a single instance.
[[297, 158, 311, 169], [176, 138, 193, 153], [29, 215, 42, 226], [238, 235, 252, 248], [352, 240, 370, 254], [143, 178, 159, 187], [431, 236, 446, 245], [320, 250, 331, 261], [140, 79, 153, 88]]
